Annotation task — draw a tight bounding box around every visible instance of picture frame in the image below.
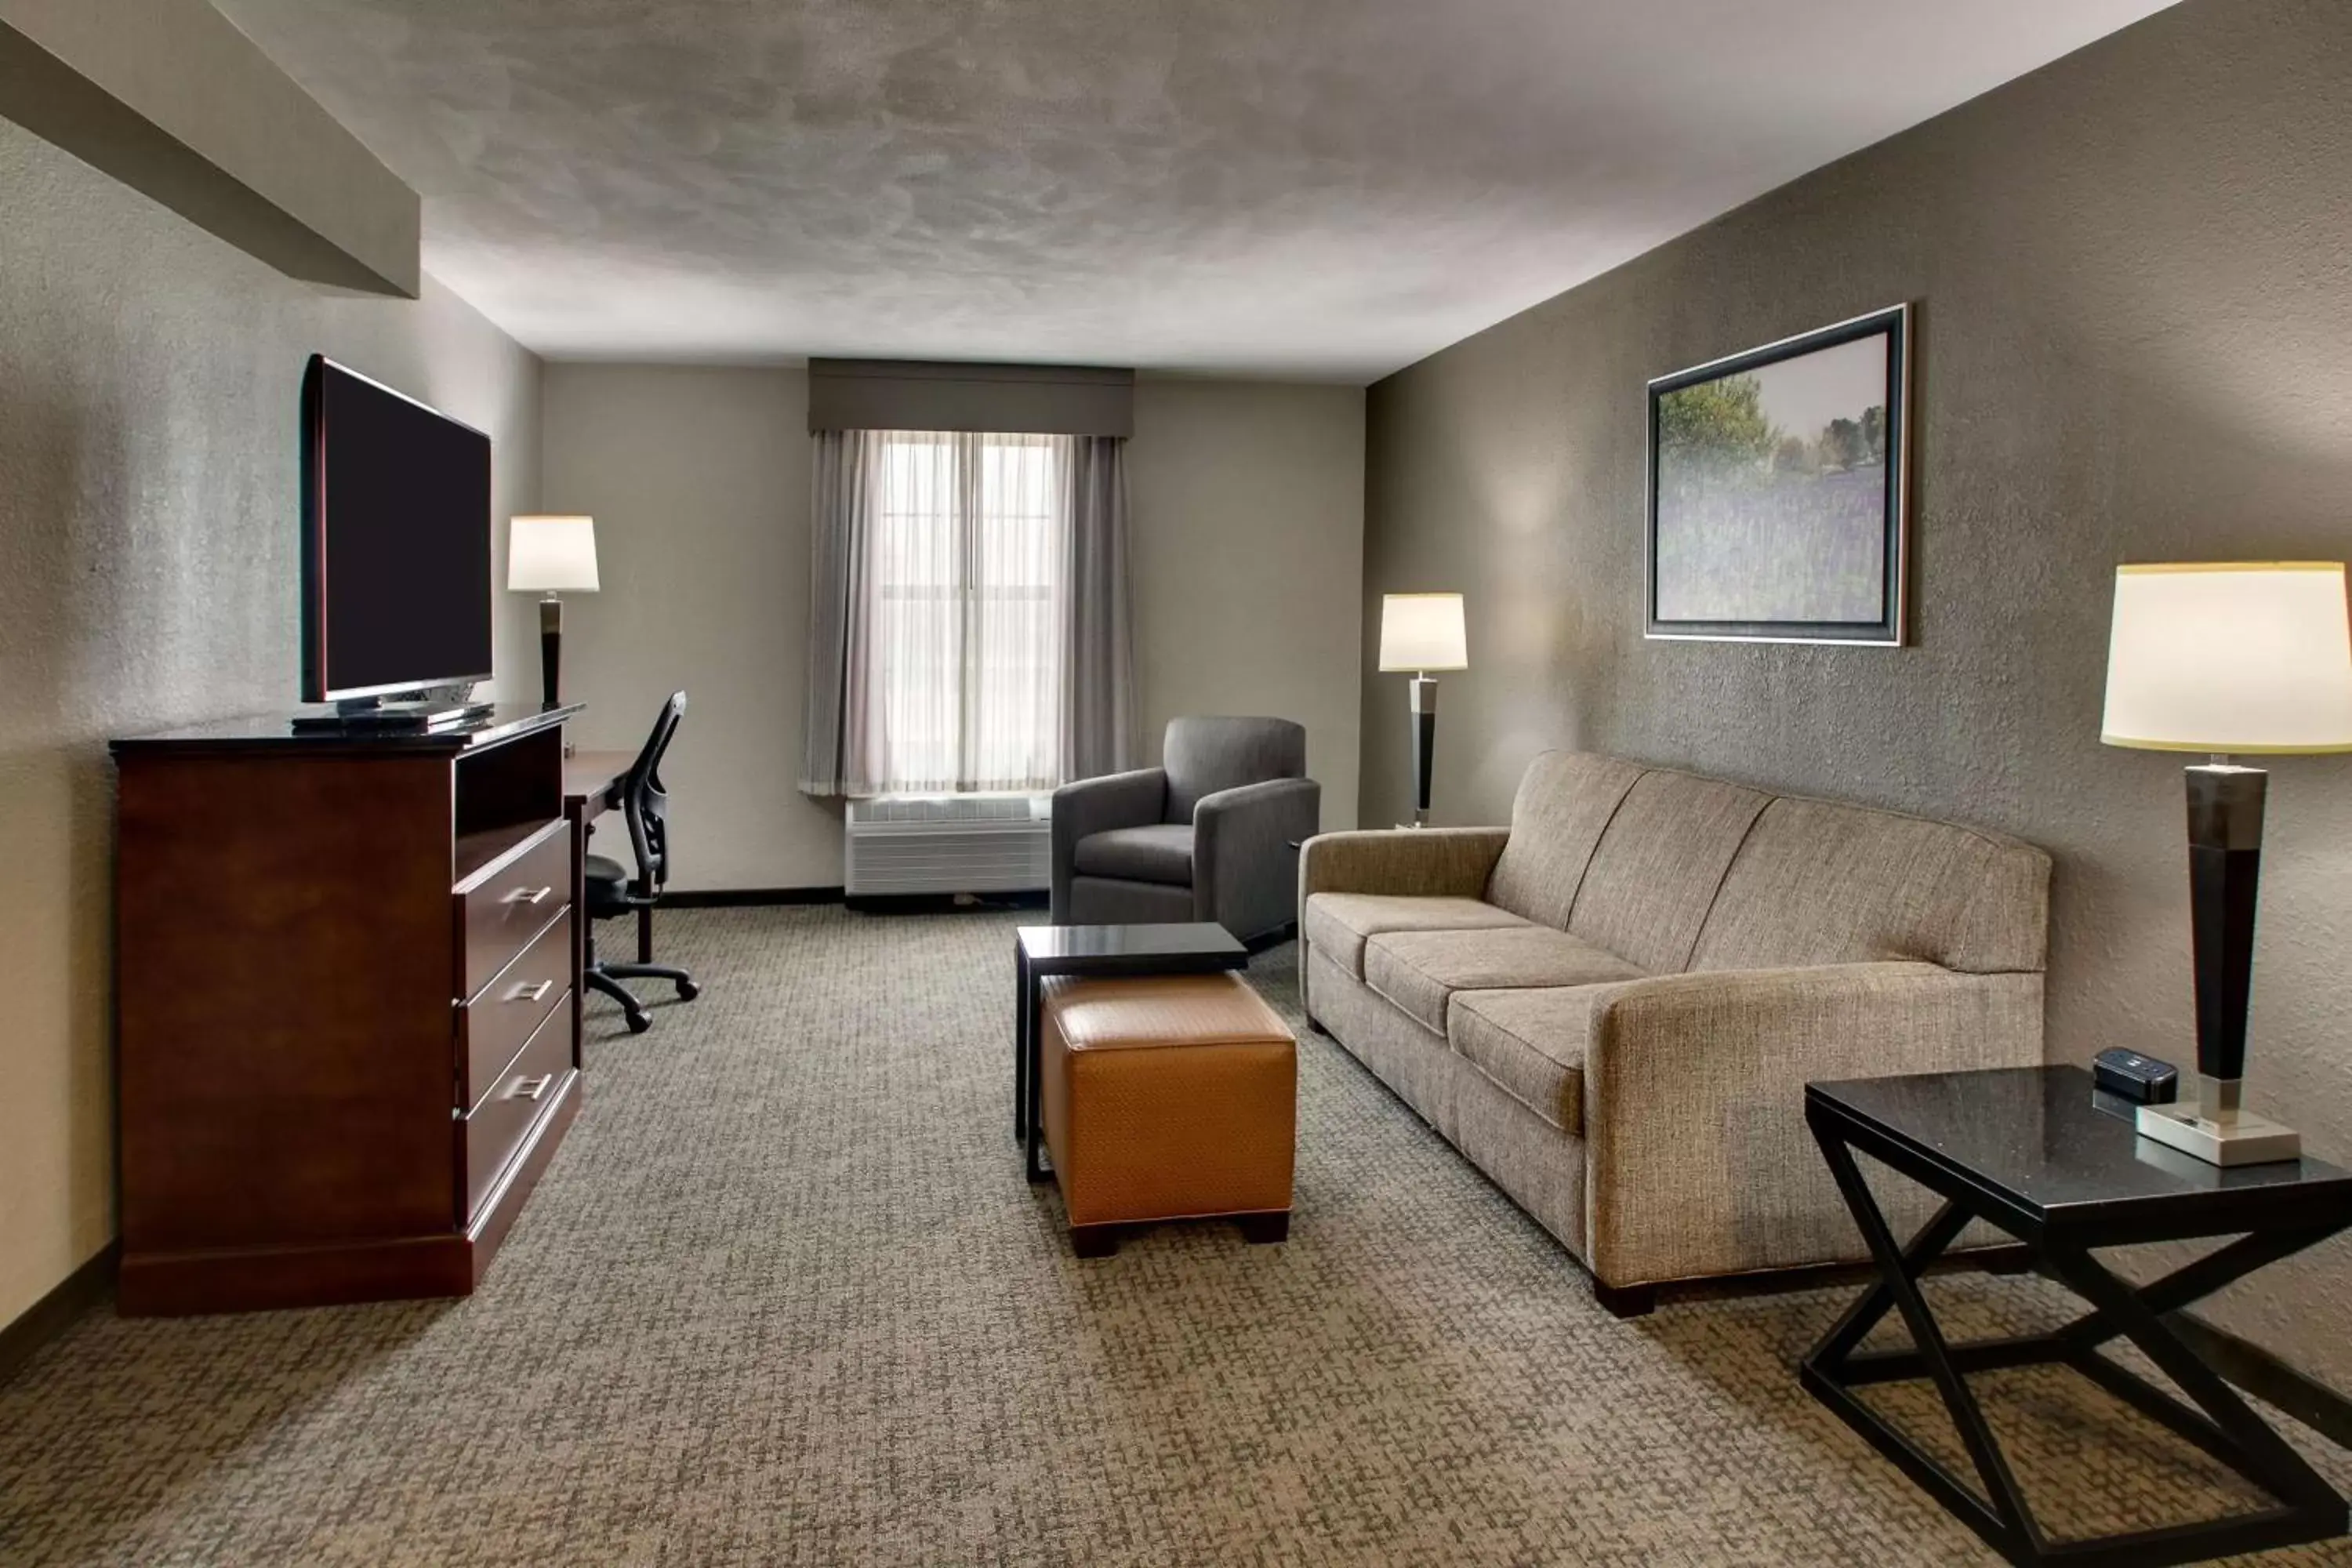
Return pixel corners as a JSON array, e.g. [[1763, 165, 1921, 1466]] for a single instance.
[[1645, 303, 1911, 645]]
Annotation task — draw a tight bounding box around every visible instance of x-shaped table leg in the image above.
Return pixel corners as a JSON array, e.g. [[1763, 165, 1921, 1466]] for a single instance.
[[1803, 1119, 2042, 1556], [1801, 1107, 2351, 1567]]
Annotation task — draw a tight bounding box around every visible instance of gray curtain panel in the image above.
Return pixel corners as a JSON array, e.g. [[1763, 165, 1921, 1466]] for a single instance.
[[799, 428, 879, 797], [800, 429, 1137, 796], [1058, 434, 1138, 782]]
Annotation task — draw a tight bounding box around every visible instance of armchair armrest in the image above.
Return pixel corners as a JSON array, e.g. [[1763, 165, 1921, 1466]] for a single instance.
[[1579, 962, 2045, 1290], [1193, 777, 1322, 940], [1298, 826, 1510, 904], [1050, 768, 1167, 921]]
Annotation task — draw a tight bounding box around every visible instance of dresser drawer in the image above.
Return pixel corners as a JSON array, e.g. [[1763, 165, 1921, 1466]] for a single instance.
[[462, 1004, 574, 1223], [457, 909, 572, 1112], [456, 818, 571, 1000]]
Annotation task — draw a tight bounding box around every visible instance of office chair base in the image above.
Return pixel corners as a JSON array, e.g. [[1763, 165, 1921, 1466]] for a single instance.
[[604, 960, 697, 1002], [585, 967, 652, 1033]]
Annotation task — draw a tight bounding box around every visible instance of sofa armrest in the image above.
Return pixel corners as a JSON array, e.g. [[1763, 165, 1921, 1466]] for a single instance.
[[1193, 777, 1322, 939], [1297, 826, 1510, 906], [1579, 962, 2045, 1290], [1050, 768, 1167, 921]]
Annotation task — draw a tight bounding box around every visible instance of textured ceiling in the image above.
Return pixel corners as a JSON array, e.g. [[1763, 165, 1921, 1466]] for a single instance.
[[211, 0, 2177, 380]]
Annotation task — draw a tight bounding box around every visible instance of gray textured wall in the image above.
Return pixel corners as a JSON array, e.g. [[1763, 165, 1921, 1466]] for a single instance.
[[1361, 0, 2352, 1378], [539, 368, 1366, 889], [0, 117, 540, 1327]]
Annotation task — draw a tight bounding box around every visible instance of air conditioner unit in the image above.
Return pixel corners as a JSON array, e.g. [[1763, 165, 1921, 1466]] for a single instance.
[[844, 793, 1053, 898]]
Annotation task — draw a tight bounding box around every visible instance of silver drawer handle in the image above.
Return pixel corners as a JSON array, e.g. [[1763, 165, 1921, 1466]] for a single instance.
[[501, 885, 554, 906], [505, 1073, 554, 1103], [505, 979, 554, 1004]]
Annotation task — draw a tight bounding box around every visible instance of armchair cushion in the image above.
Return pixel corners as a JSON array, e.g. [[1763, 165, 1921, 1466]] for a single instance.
[[1072, 823, 1196, 886], [1051, 767, 1169, 923], [1302, 893, 1529, 979], [1363, 926, 1644, 1036]]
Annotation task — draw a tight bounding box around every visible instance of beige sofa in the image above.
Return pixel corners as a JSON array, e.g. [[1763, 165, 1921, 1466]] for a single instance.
[[1300, 751, 2050, 1316]]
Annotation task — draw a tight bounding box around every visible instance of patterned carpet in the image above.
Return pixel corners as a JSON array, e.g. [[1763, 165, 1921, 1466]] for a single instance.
[[2, 906, 2348, 1566]]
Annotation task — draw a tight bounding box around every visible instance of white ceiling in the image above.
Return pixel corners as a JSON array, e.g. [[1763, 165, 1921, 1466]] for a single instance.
[[213, 0, 2177, 382]]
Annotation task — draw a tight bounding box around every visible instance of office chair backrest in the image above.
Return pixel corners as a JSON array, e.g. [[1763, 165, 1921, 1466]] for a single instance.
[[623, 691, 688, 894]]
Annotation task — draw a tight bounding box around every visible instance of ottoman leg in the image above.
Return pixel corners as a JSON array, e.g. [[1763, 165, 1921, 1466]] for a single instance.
[[1237, 1212, 1290, 1245], [1070, 1224, 1123, 1259]]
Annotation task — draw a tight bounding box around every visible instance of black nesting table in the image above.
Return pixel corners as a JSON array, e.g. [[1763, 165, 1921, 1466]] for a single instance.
[[1802, 1065, 2352, 1567], [1013, 923, 1247, 1181]]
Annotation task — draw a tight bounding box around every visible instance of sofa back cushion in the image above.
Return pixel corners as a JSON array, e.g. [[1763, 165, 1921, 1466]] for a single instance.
[[1566, 769, 1769, 973], [1483, 752, 1644, 929], [1689, 797, 2051, 975]]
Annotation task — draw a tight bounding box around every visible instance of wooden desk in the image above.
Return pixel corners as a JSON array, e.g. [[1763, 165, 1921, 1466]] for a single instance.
[[564, 750, 637, 1041]]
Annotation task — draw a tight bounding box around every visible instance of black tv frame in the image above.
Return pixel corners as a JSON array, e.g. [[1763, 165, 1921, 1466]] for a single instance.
[[299, 354, 496, 708]]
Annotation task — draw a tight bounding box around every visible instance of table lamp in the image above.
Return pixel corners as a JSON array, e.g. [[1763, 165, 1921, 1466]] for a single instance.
[[2100, 562, 2352, 1165], [507, 515, 599, 708], [1378, 593, 1468, 827]]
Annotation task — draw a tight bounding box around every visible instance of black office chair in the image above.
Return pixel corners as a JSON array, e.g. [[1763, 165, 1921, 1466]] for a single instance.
[[585, 691, 699, 1033]]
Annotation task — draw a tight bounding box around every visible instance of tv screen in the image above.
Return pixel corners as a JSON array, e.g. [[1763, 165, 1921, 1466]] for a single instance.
[[300, 356, 494, 702]]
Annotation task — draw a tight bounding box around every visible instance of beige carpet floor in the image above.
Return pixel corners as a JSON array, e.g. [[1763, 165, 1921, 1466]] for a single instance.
[[2, 906, 2348, 1566]]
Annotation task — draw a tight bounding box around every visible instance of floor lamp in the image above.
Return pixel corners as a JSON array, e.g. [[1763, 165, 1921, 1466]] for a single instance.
[[1377, 593, 1468, 827], [507, 514, 601, 709], [2100, 561, 2352, 1165]]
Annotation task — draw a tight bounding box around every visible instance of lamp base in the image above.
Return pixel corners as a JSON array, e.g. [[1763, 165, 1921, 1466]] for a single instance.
[[1407, 674, 1437, 827], [538, 594, 563, 710], [2136, 1076, 2300, 1167]]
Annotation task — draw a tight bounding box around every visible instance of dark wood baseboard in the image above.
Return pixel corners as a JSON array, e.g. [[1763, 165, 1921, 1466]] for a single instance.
[[664, 886, 844, 908], [0, 1241, 118, 1387]]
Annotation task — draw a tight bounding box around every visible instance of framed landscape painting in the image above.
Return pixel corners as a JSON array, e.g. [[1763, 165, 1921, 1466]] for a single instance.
[[1646, 304, 1911, 644]]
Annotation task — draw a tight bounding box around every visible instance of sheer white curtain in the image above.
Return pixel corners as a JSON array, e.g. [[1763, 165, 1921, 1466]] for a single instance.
[[866, 430, 1062, 792]]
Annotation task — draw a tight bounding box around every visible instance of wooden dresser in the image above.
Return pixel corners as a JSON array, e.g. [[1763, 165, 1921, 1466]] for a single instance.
[[109, 703, 586, 1315]]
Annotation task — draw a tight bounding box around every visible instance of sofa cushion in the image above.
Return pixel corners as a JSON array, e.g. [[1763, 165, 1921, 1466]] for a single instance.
[[1449, 987, 1610, 1135], [1689, 797, 2051, 975], [1363, 926, 1644, 1035], [1484, 752, 1645, 929], [1073, 824, 1195, 886], [1566, 769, 1769, 974], [1302, 892, 1530, 979]]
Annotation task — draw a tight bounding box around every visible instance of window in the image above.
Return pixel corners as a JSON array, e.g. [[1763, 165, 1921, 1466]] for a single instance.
[[865, 430, 1065, 793]]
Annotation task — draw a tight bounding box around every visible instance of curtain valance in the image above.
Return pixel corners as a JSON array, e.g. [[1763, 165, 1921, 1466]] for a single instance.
[[806, 359, 1134, 437]]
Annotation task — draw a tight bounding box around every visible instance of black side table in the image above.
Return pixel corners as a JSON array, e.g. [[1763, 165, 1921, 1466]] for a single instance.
[[1802, 1065, 2352, 1567], [1014, 924, 1247, 1181]]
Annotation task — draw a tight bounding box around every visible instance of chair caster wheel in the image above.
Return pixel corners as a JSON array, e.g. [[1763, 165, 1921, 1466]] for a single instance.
[[625, 1011, 652, 1035], [677, 979, 700, 1001]]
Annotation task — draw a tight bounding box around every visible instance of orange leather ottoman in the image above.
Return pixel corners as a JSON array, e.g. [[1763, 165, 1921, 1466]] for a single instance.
[[1039, 972, 1297, 1258]]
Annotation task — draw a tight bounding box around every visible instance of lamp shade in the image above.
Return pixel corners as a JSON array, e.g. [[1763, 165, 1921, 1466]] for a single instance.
[[1378, 593, 1468, 672], [507, 514, 600, 593], [2100, 562, 2352, 753]]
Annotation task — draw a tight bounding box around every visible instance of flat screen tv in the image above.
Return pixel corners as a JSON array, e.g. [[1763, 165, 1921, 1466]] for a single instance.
[[299, 356, 494, 704]]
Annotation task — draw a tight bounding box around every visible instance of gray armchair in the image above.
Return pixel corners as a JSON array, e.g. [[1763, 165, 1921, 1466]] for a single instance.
[[1051, 717, 1321, 942]]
